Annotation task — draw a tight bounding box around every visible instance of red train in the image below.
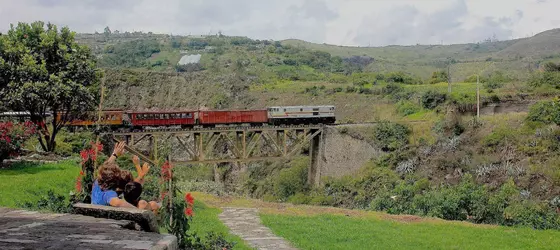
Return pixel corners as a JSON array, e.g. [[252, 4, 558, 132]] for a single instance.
[[56, 106, 335, 131]]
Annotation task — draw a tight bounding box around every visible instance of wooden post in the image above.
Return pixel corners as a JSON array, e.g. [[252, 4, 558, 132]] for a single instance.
[[477, 74, 480, 119]]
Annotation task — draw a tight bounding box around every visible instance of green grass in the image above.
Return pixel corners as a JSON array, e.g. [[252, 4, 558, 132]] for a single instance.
[[190, 201, 254, 250], [0, 160, 80, 208], [261, 214, 560, 250]]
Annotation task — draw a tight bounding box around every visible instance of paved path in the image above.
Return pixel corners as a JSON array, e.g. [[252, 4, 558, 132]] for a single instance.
[[0, 208, 176, 250], [218, 207, 297, 250]]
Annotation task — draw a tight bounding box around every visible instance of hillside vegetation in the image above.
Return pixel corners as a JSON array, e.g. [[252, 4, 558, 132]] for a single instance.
[[72, 30, 560, 231]]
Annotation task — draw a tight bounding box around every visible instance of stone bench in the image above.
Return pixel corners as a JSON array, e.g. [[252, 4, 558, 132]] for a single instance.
[[72, 203, 160, 233]]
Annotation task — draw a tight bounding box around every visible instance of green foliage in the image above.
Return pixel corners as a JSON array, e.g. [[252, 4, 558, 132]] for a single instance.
[[528, 71, 560, 89], [429, 70, 449, 84], [421, 91, 447, 109], [526, 99, 560, 125], [396, 101, 420, 116], [0, 21, 100, 152], [0, 121, 36, 162], [102, 39, 161, 68], [386, 71, 423, 84], [543, 62, 560, 72], [275, 158, 308, 200], [20, 190, 71, 213], [372, 122, 411, 152]]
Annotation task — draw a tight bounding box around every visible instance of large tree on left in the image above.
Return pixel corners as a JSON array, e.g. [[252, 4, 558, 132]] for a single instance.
[[0, 21, 100, 152]]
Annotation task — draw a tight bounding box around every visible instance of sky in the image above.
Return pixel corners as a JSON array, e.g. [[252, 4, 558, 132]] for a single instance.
[[0, 0, 558, 46]]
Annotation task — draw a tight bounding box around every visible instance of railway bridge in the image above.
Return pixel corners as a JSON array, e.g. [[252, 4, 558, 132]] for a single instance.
[[106, 124, 327, 186]]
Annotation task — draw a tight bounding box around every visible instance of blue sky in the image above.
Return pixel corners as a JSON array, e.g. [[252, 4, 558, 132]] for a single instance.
[[0, 0, 558, 46]]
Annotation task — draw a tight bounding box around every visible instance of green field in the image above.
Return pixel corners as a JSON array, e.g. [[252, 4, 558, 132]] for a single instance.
[[0, 161, 80, 208], [261, 213, 560, 250]]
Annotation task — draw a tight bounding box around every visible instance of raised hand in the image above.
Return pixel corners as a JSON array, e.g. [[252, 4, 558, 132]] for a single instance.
[[133, 155, 141, 174], [112, 142, 126, 157], [141, 162, 151, 176]]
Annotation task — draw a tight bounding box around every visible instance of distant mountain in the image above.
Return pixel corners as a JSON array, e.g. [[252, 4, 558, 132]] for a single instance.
[[281, 28, 560, 80]]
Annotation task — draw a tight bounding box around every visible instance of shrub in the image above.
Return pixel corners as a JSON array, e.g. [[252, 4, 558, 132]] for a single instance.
[[0, 121, 36, 162], [382, 83, 403, 95], [274, 158, 308, 200], [358, 87, 373, 94], [396, 101, 420, 116], [372, 122, 411, 152], [288, 193, 311, 205], [526, 100, 560, 125], [345, 86, 356, 93], [20, 190, 71, 213], [421, 91, 447, 109]]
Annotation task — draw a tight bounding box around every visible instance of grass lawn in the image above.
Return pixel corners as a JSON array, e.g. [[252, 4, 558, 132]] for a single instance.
[[190, 200, 253, 250], [0, 160, 80, 208], [260, 213, 560, 250], [196, 192, 560, 250]]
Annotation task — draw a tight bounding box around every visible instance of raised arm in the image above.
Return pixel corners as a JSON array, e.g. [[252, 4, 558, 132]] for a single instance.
[[134, 162, 150, 185], [107, 142, 126, 163]]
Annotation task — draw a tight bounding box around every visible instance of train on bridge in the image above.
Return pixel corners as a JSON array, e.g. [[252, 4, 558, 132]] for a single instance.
[[0, 106, 335, 131]]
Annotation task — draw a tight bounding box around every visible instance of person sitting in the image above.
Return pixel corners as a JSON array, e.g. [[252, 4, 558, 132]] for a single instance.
[[91, 142, 139, 208]]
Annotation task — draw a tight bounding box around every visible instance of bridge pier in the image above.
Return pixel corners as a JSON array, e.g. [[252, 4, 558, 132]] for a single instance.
[[308, 129, 322, 187]]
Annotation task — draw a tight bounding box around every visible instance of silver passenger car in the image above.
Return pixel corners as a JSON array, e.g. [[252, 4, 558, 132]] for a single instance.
[[267, 105, 336, 125]]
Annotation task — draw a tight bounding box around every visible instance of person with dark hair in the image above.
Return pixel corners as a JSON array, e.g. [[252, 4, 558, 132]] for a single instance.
[[124, 181, 143, 207]]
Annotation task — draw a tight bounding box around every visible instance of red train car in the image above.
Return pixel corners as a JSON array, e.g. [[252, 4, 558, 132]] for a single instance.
[[198, 110, 268, 125], [128, 111, 196, 128]]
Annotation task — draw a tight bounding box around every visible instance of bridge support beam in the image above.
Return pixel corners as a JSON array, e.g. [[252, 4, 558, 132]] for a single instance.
[[308, 129, 322, 187]]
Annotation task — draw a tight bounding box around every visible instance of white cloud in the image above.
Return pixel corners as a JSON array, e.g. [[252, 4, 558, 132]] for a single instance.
[[0, 0, 558, 46]]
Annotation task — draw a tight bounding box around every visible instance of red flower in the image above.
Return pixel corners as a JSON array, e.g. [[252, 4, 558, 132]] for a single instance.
[[185, 193, 194, 205], [79, 170, 84, 176], [90, 141, 103, 152], [75, 177, 82, 193], [160, 161, 173, 181], [80, 149, 89, 163], [184, 207, 194, 217]]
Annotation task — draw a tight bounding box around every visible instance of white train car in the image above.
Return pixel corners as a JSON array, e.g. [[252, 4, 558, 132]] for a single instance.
[[267, 105, 336, 125]]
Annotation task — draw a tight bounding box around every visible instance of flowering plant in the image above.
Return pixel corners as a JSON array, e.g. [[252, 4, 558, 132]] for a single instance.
[[72, 141, 102, 203], [0, 121, 36, 163]]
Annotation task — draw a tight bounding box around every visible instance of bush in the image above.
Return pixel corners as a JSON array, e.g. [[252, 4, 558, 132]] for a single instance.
[[372, 122, 411, 152], [421, 91, 447, 109], [274, 158, 308, 200], [526, 100, 560, 125], [396, 101, 420, 116], [288, 193, 311, 205], [20, 190, 71, 213], [382, 83, 403, 95], [0, 121, 36, 162]]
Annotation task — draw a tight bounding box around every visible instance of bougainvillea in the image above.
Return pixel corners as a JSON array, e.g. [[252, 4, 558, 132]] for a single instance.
[[72, 141, 102, 203], [0, 121, 36, 163]]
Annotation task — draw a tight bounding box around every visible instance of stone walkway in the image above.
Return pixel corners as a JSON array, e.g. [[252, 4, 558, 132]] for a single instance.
[[0, 208, 176, 250], [218, 207, 297, 250]]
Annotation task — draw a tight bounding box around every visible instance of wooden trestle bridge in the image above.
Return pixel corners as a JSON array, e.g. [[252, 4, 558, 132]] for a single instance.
[[105, 125, 326, 186]]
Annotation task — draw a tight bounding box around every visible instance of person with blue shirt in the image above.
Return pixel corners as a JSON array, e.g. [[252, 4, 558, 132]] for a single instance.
[[91, 142, 149, 208]]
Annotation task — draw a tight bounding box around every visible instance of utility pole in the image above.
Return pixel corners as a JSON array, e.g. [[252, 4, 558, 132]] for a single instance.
[[477, 74, 480, 119]]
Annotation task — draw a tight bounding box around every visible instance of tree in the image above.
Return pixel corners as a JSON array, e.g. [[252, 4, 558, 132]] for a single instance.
[[0, 21, 100, 152], [104, 26, 111, 36], [543, 62, 560, 72]]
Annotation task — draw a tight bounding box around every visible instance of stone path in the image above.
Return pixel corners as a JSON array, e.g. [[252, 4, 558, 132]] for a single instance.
[[0, 207, 176, 250], [218, 207, 297, 250]]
